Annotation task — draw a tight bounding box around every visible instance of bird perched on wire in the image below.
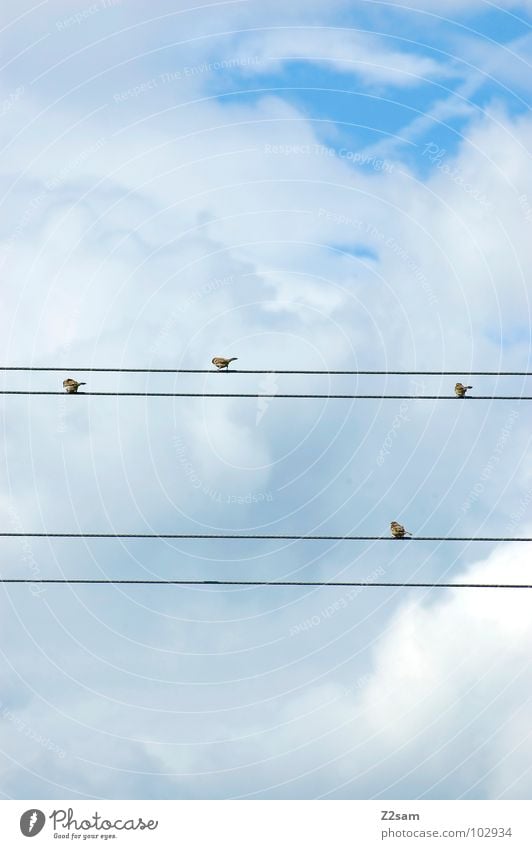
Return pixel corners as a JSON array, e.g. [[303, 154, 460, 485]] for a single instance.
[[63, 378, 86, 393], [455, 382, 473, 397], [390, 521, 412, 538], [212, 357, 238, 370]]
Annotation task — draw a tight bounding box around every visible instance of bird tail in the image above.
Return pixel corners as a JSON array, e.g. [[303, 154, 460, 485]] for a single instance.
[[405, 530, 413, 536], [467, 386, 473, 389], [79, 382, 86, 386], [228, 358, 238, 363]]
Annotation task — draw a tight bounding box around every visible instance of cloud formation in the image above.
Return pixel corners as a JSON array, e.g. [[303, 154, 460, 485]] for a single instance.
[[0, 0, 531, 799]]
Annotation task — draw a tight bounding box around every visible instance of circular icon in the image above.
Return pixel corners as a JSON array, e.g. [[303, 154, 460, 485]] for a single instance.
[[20, 810, 46, 837]]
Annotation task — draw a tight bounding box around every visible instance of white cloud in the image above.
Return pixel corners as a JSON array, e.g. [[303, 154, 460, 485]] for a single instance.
[[231, 27, 452, 87], [205, 543, 532, 799], [355, 543, 532, 798]]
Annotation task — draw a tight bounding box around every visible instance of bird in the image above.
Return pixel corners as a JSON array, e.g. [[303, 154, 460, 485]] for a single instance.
[[63, 378, 86, 393], [212, 357, 238, 370], [455, 382, 472, 397], [390, 521, 412, 538]]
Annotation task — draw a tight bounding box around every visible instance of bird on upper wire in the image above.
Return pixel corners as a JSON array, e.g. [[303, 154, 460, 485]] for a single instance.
[[390, 521, 412, 538], [212, 357, 238, 370], [63, 378, 86, 393], [455, 382, 473, 397]]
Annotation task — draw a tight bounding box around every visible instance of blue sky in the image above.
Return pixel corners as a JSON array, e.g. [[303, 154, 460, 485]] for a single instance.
[[0, 0, 531, 800]]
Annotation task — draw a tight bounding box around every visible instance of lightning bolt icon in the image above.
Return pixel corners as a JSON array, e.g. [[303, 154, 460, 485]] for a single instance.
[[28, 811, 38, 833]]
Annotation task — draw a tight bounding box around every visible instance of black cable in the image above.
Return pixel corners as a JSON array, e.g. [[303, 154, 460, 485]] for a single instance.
[[1, 368, 531, 376], [0, 391, 530, 399], [2, 578, 532, 588], [0, 533, 530, 541]]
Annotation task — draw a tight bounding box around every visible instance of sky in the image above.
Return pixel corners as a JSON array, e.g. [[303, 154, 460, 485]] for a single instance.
[[0, 0, 531, 800]]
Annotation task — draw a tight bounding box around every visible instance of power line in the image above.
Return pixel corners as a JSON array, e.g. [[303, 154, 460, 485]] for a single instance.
[[2, 578, 532, 589], [1, 391, 531, 400], [1, 367, 531, 376], [1, 533, 530, 541]]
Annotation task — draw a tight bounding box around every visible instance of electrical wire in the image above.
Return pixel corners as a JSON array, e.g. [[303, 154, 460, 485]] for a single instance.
[[0, 391, 530, 399], [2, 578, 531, 589], [1, 367, 530, 376], [0, 533, 530, 541]]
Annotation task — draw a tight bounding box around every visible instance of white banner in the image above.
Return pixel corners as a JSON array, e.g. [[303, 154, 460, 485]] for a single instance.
[[2, 800, 531, 848]]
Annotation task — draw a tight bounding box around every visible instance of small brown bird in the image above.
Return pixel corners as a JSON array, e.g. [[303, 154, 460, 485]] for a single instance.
[[390, 521, 412, 538], [63, 378, 86, 393], [212, 357, 238, 370], [455, 382, 472, 397]]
